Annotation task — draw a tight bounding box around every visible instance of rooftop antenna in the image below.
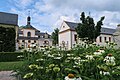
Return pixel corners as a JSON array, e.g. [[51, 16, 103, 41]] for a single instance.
[[89, 11, 91, 17], [28, 10, 30, 17]]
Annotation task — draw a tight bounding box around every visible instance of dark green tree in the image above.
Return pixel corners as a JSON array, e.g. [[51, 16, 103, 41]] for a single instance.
[[51, 28, 59, 45], [75, 12, 105, 43], [0, 27, 16, 52]]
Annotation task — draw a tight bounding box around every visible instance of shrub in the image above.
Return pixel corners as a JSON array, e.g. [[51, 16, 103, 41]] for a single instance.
[[0, 52, 24, 62], [0, 27, 16, 52]]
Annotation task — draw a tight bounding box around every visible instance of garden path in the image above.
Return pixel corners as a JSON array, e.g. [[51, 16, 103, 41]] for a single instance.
[[0, 71, 17, 80]]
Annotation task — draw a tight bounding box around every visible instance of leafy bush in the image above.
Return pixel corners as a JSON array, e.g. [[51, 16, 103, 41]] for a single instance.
[[0, 27, 16, 52], [0, 52, 24, 62], [16, 43, 120, 80]]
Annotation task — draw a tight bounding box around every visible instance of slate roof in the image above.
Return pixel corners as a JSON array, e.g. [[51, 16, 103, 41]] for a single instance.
[[65, 21, 78, 30], [65, 21, 116, 35], [0, 12, 18, 25], [21, 24, 37, 30], [101, 27, 116, 35]]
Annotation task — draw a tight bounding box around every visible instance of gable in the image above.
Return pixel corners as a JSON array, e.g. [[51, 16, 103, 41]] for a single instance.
[[59, 21, 71, 33]]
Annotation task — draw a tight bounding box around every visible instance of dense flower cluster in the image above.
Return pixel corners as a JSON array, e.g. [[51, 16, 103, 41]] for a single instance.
[[16, 43, 120, 80]]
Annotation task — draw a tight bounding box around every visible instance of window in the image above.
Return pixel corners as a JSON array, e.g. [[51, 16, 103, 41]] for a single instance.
[[109, 37, 111, 42], [99, 37, 102, 42], [44, 41, 49, 44], [74, 35, 77, 41], [104, 37, 107, 42], [17, 40, 19, 43], [22, 40, 25, 42], [27, 32, 31, 37], [34, 40, 36, 43], [28, 40, 31, 43], [63, 26, 65, 28]]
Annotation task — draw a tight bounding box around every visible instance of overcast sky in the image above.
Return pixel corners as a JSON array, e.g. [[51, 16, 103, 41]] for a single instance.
[[0, 0, 119, 34]]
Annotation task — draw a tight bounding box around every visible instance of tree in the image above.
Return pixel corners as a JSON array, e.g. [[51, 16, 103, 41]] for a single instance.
[[51, 28, 59, 45], [75, 12, 105, 43]]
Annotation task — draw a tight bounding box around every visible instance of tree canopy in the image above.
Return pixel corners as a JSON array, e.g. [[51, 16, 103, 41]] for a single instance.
[[51, 28, 59, 45], [75, 12, 105, 43]]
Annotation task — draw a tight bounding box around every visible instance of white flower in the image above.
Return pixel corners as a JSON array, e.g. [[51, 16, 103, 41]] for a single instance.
[[85, 55, 94, 60], [65, 76, 76, 80], [98, 49, 105, 53], [54, 57, 62, 59], [47, 54, 54, 57], [93, 50, 102, 56], [100, 71, 110, 75], [76, 77, 82, 80], [67, 54, 74, 56], [104, 54, 116, 66], [74, 57, 81, 60], [36, 58, 44, 61], [17, 55, 24, 58]]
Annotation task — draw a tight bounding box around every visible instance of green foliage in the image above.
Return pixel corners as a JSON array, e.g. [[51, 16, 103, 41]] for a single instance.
[[0, 52, 24, 62], [15, 44, 120, 80], [75, 12, 105, 43], [0, 27, 16, 52], [51, 28, 59, 45]]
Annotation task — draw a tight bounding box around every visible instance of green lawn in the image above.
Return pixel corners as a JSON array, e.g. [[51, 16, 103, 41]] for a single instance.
[[0, 61, 23, 71]]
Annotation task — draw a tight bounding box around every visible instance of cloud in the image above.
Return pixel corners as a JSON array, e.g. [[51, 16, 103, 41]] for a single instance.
[[9, 0, 33, 9], [7, 0, 120, 34]]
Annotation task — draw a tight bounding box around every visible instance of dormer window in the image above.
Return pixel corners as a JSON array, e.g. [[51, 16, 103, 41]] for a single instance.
[[63, 26, 65, 28], [27, 32, 31, 37]]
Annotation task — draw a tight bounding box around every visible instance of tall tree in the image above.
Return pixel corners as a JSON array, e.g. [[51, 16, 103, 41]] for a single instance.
[[75, 12, 105, 43], [51, 28, 59, 45]]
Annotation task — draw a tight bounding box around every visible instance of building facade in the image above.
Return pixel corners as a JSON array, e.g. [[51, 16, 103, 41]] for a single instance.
[[59, 21, 116, 50], [17, 16, 52, 49], [113, 25, 120, 48]]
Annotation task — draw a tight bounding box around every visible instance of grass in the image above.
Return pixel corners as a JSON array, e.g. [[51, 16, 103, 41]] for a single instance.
[[0, 61, 24, 71]]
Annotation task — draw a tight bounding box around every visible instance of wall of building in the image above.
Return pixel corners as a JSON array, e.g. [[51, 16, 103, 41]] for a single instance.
[[38, 39, 53, 47], [23, 29, 36, 37], [95, 34, 114, 46], [59, 30, 71, 50]]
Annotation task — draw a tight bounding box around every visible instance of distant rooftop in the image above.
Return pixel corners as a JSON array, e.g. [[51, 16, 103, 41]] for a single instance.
[[65, 21, 116, 35], [0, 12, 18, 25]]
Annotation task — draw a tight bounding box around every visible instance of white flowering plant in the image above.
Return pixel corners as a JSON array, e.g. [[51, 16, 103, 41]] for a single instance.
[[15, 43, 120, 80]]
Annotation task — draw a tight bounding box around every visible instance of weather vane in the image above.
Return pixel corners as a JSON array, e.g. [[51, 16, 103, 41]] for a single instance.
[[89, 11, 91, 17]]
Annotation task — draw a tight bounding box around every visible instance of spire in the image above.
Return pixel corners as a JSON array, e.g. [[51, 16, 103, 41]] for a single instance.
[[27, 11, 31, 25]]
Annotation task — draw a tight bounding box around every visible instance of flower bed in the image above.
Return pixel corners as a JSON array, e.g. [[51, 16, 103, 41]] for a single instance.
[[16, 43, 120, 80]]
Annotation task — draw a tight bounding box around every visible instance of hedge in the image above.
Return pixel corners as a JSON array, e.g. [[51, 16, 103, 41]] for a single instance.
[[0, 52, 24, 62], [0, 27, 16, 52]]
